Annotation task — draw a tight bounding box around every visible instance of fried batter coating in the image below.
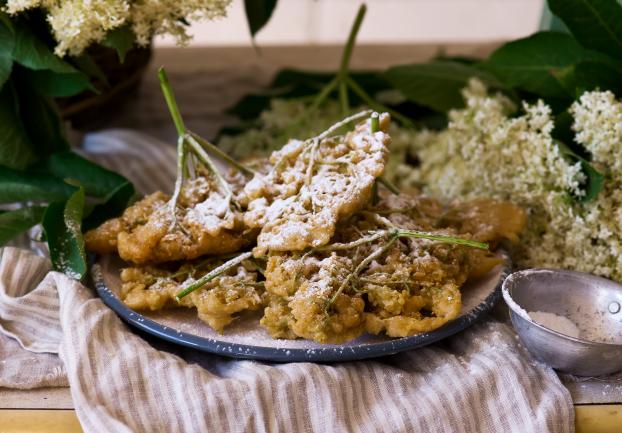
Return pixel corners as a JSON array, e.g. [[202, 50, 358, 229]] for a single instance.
[[365, 283, 461, 337], [443, 198, 527, 244], [120, 259, 265, 333], [86, 176, 249, 264], [260, 190, 526, 342], [359, 244, 466, 338], [85, 192, 168, 254], [243, 114, 391, 256], [260, 254, 366, 344]]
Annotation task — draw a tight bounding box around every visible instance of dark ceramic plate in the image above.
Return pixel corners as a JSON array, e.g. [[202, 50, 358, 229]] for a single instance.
[[91, 252, 509, 362]]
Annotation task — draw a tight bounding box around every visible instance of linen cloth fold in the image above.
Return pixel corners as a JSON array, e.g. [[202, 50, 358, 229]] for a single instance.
[[0, 130, 574, 433]]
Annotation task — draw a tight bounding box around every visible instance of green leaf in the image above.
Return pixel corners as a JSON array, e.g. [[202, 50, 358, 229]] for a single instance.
[[383, 60, 504, 112], [26, 69, 94, 97], [43, 188, 87, 280], [82, 181, 136, 231], [72, 54, 109, 87], [38, 151, 129, 198], [0, 81, 36, 169], [548, 0, 622, 59], [12, 25, 77, 73], [483, 32, 610, 99], [0, 166, 76, 203], [552, 61, 622, 97], [0, 13, 14, 88], [103, 25, 136, 63], [0, 206, 46, 246], [244, 0, 278, 37], [14, 75, 69, 155], [555, 140, 604, 202], [578, 158, 605, 202]]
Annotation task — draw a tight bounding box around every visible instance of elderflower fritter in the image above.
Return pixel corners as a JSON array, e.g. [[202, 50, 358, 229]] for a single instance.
[[408, 81, 622, 281], [4, 0, 232, 56], [217, 98, 419, 186]]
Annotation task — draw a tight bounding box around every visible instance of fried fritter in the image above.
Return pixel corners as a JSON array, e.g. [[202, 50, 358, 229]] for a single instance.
[[261, 254, 365, 344], [120, 259, 265, 333], [85, 191, 168, 254], [242, 114, 391, 256], [86, 176, 250, 264], [260, 190, 526, 342]]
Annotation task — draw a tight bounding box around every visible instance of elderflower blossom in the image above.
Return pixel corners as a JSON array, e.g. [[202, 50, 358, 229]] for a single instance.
[[571, 91, 622, 180], [406, 80, 622, 281], [4, 0, 231, 56]]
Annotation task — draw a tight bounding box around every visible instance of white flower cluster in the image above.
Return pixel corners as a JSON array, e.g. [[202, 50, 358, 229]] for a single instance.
[[407, 80, 622, 280], [5, 0, 232, 56]]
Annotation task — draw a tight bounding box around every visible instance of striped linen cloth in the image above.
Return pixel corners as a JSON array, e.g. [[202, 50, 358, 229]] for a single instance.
[[0, 129, 574, 432]]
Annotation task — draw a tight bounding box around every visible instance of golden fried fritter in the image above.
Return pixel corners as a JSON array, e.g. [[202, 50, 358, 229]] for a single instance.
[[120, 259, 265, 333], [261, 254, 366, 344], [85, 191, 168, 254], [443, 198, 527, 244], [260, 190, 526, 342], [86, 177, 250, 264], [243, 114, 391, 256]]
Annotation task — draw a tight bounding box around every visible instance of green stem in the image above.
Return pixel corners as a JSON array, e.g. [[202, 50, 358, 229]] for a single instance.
[[175, 252, 252, 300], [316, 230, 387, 252], [315, 110, 371, 141], [339, 4, 367, 79], [307, 77, 339, 114], [158, 67, 186, 136], [326, 236, 396, 312], [378, 177, 400, 195], [397, 229, 489, 250], [168, 136, 188, 233], [339, 81, 350, 116], [370, 112, 379, 133], [346, 76, 415, 128], [185, 134, 234, 200], [188, 131, 256, 177], [170, 136, 186, 207]]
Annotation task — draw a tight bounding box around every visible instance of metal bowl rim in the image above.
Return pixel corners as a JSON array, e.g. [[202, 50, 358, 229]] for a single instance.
[[502, 268, 622, 348]]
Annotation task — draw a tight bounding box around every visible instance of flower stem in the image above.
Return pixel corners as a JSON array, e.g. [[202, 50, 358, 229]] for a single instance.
[[316, 230, 387, 252], [158, 67, 186, 137], [325, 236, 396, 312], [396, 229, 488, 250], [345, 76, 415, 128], [188, 131, 256, 176], [175, 252, 253, 300], [339, 4, 366, 80], [370, 112, 379, 133], [315, 110, 371, 141], [339, 81, 350, 116], [170, 135, 187, 213], [378, 177, 400, 195], [185, 134, 234, 200]]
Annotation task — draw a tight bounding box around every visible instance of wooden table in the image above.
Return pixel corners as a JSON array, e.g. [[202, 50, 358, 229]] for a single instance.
[[1, 387, 620, 433], [2, 45, 621, 432]]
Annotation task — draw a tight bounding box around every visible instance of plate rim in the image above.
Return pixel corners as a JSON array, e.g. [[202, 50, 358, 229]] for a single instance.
[[90, 253, 511, 362]]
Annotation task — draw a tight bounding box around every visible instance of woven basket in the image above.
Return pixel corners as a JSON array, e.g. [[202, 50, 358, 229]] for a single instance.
[[57, 44, 152, 131]]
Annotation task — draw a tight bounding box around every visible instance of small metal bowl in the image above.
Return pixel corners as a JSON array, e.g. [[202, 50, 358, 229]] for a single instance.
[[502, 269, 622, 376]]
